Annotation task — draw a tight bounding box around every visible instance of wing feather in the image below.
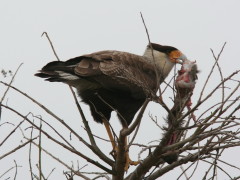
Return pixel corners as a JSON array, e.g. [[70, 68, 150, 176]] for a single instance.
[[74, 50, 158, 98]]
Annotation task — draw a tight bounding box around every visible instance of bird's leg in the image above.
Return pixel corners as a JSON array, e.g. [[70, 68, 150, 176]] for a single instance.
[[102, 119, 139, 171], [124, 136, 139, 171], [102, 119, 118, 158]]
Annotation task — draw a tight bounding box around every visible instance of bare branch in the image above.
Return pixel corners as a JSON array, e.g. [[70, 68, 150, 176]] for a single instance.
[[198, 42, 227, 102], [0, 63, 23, 104], [41, 32, 60, 61], [0, 120, 24, 146], [38, 120, 43, 180], [0, 164, 22, 179], [29, 121, 34, 180], [121, 100, 149, 137], [0, 137, 38, 161], [13, 160, 18, 180], [1, 104, 113, 174]]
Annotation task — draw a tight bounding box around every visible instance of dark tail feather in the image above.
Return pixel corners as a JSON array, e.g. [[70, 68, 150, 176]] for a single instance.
[[35, 58, 81, 82]]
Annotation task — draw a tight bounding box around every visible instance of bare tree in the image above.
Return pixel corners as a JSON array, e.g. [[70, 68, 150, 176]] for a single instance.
[[1, 24, 240, 180]]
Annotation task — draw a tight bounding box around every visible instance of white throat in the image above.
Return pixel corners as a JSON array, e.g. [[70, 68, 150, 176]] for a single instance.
[[143, 47, 175, 78]]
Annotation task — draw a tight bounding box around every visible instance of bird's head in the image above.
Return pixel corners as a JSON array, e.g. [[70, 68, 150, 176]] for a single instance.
[[168, 49, 187, 64], [144, 43, 187, 78]]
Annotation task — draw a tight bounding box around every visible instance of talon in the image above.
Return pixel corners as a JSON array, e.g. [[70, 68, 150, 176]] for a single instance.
[[124, 138, 139, 171], [124, 151, 139, 171]]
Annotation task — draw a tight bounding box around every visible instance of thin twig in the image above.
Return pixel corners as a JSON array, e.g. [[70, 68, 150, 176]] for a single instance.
[[29, 120, 34, 180], [0, 120, 24, 146], [39, 120, 43, 180], [210, 44, 226, 111], [13, 160, 18, 180], [198, 43, 227, 102], [41, 32, 60, 61], [0, 137, 38, 160], [122, 99, 149, 137], [0, 63, 23, 104], [69, 86, 96, 146], [46, 168, 56, 179], [28, 140, 91, 180], [140, 12, 160, 93], [1, 104, 113, 174], [0, 165, 22, 179], [180, 165, 189, 180]]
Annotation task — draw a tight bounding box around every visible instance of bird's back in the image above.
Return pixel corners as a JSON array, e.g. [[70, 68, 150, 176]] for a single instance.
[[36, 50, 159, 98]]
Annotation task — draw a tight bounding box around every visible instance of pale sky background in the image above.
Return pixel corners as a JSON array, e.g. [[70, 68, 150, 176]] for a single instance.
[[1, 0, 240, 179]]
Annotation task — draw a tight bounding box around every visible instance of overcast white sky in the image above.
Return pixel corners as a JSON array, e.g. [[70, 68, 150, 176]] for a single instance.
[[1, 0, 240, 179]]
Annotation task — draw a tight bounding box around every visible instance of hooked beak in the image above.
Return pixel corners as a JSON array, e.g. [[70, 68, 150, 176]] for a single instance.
[[175, 54, 188, 64]]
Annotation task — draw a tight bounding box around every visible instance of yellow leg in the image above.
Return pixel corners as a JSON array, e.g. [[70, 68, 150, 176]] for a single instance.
[[102, 119, 117, 158], [124, 137, 139, 171], [102, 119, 139, 171]]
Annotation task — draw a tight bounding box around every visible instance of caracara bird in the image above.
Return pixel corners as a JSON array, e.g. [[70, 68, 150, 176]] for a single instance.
[[35, 43, 187, 169]]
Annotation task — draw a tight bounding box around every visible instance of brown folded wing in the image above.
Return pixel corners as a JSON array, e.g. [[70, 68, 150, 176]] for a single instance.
[[74, 50, 158, 98]]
